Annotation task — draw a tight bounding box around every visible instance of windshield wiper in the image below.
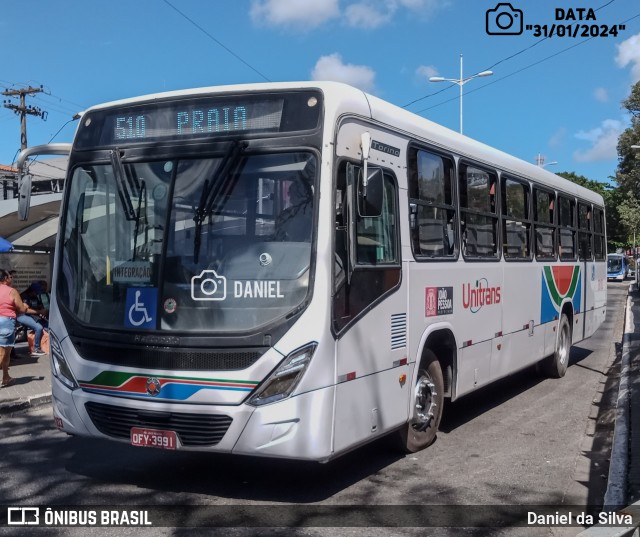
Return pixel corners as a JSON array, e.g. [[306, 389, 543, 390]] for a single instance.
[[132, 180, 147, 261], [110, 149, 138, 221], [193, 140, 247, 263]]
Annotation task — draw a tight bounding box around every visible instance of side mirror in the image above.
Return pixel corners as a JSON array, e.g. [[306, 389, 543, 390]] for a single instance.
[[18, 174, 33, 221], [358, 167, 383, 217]]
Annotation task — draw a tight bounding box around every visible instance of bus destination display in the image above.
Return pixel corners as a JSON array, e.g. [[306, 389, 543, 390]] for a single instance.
[[74, 91, 322, 149], [107, 99, 283, 143]]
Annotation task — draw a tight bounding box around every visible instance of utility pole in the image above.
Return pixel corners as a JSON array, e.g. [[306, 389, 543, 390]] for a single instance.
[[2, 85, 47, 199], [2, 85, 48, 150]]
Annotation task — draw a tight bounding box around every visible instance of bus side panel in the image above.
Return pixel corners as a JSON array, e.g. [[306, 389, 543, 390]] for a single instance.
[[333, 366, 411, 454], [457, 341, 493, 396], [495, 262, 545, 378], [407, 262, 503, 399], [332, 295, 412, 453], [455, 265, 503, 397], [584, 260, 607, 339]]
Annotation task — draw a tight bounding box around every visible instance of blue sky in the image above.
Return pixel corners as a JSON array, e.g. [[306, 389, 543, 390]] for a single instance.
[[1, 0, 639, 183]]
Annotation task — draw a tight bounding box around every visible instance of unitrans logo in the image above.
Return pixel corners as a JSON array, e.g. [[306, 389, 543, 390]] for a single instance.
[[462, 278, 501, 313]]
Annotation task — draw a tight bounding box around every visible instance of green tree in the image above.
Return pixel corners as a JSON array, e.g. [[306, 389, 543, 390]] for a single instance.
[[615, 80, 640, 197], [617, 192, 640, 246], [556, 171, 610, 198]]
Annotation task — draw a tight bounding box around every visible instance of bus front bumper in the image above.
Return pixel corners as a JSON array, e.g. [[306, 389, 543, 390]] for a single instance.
[[52, 375, 335, 461]]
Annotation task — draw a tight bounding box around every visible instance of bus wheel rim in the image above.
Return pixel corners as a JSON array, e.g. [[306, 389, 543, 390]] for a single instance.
[[413, 374, 437, 431], [559, 324, 569, 365]]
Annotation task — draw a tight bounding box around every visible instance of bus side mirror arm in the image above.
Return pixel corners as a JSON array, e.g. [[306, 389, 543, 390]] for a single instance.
[[360, 132, 371, 197], [16, 143, 72, 221], [346, 179, 356, 285], [410, 203, 417, 230]]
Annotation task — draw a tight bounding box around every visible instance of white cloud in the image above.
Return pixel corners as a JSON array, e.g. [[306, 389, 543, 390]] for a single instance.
[[416, 65, 439, 81], [573, 119, 625, 162], [345, 3, 393, 29], [311, 54, 376, 92], [250, 0, 339, 29], [615, 32, 640, 82], [593, 87, 608, 102], [345, 0, 444, 28], [251, 0, 443, 30]]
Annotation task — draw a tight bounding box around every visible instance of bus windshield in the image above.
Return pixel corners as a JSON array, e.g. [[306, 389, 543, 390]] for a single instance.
[[58, 151, 316, 333], [607, 256, 623, 273]]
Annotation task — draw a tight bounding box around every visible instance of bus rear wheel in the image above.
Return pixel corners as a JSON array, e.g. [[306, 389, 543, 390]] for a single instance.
[[540, 314, 571, 378], [397, 350, 444, 453]]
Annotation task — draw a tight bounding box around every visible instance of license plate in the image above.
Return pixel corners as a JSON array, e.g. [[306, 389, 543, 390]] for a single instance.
[[130, 427, 178, 450]]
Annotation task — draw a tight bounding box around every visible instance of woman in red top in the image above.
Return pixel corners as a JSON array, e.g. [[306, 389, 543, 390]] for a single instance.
[[0, 269, 41, 387]]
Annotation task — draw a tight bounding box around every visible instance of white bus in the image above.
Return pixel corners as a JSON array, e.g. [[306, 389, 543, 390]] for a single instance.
[[606, 253, 629, 281], [22, 82, 607, 460]]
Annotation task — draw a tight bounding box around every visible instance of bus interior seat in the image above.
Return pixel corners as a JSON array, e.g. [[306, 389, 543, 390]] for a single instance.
[[559, 230, 574, 258], [536, 228, 554, 256], [419, 219, 446, 256], [505, 221, 526, 256]]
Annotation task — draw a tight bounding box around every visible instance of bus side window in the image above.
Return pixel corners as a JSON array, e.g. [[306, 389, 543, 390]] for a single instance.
[[355, 173, 398, 266], [501, 177, 531, 259], [407, 147, 456, 259], [578, 202, 593, 260], [593, 207, 605, 260], [459, 163, 498, 259], [534, 188, 556, 260], [332, 161, 401, 333], [558, 195, 577, 261]]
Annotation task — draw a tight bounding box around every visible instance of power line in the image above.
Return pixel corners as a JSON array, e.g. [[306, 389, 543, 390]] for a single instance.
[[46, 117, 77, 144], [403, 0, 623, 109], [161, 0, 271, 82], [413, 10, 640, 116], [481, 0, 617, 73], [34, 94, 81, 116]]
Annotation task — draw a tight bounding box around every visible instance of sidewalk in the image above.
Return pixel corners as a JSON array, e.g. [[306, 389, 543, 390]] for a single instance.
[[581, 283, 640, 536], [0, 341, 52, 415], [604, 282, 640, 508]]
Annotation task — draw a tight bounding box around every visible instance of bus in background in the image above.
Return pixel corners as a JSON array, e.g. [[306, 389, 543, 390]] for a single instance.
[[18, 82, 607, 461], [607, 253, 628, 282]]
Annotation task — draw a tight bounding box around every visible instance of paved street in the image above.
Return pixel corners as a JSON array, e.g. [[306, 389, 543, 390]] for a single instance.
[[0, 283, 628, 536]]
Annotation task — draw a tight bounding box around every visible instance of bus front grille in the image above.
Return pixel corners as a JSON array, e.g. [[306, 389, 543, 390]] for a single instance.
[[71, 337, 266, 371], [85, 401, 233, 446]]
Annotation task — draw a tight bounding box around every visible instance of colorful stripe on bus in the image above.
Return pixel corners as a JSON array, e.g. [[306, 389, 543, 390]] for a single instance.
[[541, 265, 582, 324], [79, 371, 258, 400]]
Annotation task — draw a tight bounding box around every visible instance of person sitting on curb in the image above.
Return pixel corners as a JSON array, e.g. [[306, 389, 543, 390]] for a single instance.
[[0, 269, 43, 387], [12, 274, 48, 357]]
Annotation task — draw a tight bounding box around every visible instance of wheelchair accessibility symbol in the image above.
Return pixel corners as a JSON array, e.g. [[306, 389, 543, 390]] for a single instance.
[[124, 288, 157, 329]]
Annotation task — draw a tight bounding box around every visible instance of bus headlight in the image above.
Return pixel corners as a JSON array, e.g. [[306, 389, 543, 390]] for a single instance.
[[247, 343, 317, 407], [50, 331, 78, 390]]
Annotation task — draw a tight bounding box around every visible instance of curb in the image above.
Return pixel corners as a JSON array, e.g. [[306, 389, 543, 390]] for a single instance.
[[0, 392, 51, 416], [604, 289, 633, 509], [579, 283, 639, 536]]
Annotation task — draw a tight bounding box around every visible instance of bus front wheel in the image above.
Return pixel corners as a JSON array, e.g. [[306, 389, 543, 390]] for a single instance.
[[540, 314, 571, 378], [397, 350, 444, 453]]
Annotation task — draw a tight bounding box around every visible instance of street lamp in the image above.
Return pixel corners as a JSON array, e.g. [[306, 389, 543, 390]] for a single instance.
[[535, 154, 558, 168], [429, 54, 493, 134]]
